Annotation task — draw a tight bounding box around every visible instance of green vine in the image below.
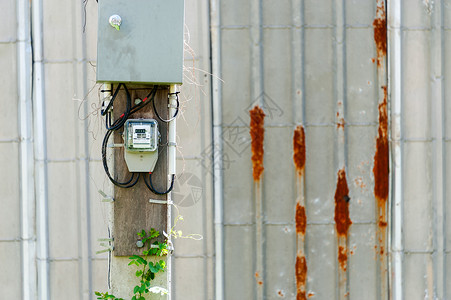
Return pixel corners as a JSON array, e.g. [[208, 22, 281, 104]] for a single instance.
[[95, 228, 168, 300], [95, 206, 202, 300]]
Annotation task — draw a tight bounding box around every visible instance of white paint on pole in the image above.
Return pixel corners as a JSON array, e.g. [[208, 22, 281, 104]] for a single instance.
[[167, 84, 178, 300]]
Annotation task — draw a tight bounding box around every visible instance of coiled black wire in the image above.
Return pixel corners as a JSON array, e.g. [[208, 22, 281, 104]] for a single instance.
[[101, 84, 176, 191], [102, 83, 132, 131], [102, 128, 140, 188], [143, 173, 175, 195], [153, 91, 180, 123]]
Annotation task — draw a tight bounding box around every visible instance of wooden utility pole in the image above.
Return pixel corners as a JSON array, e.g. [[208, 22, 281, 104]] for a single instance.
[[112, 85, 170, 256]]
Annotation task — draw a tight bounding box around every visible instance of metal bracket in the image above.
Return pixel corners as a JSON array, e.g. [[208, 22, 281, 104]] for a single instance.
[[149, 199, 174, 205], [98, 190, 114, 202], [150, 243, 175, 255], [96, 238, 114, 254], [108, 143, 124, 148]]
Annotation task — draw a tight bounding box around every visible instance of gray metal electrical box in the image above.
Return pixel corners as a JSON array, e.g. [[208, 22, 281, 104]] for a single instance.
[[96, 0, 184, 84]]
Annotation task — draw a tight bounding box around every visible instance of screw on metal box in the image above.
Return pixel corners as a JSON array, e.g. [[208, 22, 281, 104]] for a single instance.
[[109, 14, 122, 31]]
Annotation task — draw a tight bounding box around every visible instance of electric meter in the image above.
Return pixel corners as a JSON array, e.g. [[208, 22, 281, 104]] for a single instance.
[[124, 119, 158, 152], [123, 119, 160, 172]]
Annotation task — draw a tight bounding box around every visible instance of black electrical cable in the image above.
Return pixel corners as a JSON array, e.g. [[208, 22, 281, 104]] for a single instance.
[[100, 84, 159, 188], [143, 173, 175, 195], [153, 91, 180, 123], [100, 84, 179, 190], [103, 83, 132, 131], [102, 128, 140, 188], [129, 85, 158, 115], [101, 83, 119, 116]]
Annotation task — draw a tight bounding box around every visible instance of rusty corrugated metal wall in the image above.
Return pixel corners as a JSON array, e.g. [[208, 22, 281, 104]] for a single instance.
[[214, 0, 450, 299]]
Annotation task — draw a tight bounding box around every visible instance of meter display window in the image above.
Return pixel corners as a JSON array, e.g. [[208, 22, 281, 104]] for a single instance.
[[124, 120, 158, 152]]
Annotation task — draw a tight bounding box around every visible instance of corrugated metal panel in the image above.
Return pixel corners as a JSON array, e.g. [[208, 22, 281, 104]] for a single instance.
[[394, 0, 446, 299], [217, 0, 391, 299]]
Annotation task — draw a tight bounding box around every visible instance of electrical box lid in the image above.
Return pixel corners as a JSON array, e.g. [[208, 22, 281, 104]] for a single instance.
[[96, 0, 185, 84]]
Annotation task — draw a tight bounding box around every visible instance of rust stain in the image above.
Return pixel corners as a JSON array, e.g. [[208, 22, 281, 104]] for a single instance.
[[373, 86, 389, 263], [373, 1, 387, 67], [296, 203, 307, 235], [379, 220, 387, 228], [374, 86, 389, 206], [334, 169, 352, 236], [298, 292, 307, 300], [277, 290, 285, 297], [334, 169, 351, 275], [337, 118, 345, 129], [250, 106, 266, 182], [293, 125, 306, 175], [294, 125, 308, 300], [296, 255, 308, 300], [308, 292, 315, 298], [338, 246, 348, 271], [255, 272, 263, 285], [354, 177, 367, 190], [293, 125, 309, 300]]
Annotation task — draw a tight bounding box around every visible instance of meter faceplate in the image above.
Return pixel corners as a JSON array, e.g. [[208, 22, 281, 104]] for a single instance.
[[123, 119, 160, 172], [124, 119, 158, 152]]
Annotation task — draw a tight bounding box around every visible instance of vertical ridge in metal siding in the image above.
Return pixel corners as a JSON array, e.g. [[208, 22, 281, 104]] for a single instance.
[[250, 0, 265, 299], [17, 0, 37, 299], [291, 0, 307, 298], [431, 0, 446, 298], [294, 126, 307, 299], [387, 0, 403, 298], [372, 1, 389, 299], [333, 0, 350, 298], [74, 0, 93, 298], [198, 3, 215, 298], [209, 0, 224, 299], [291, 0, 305, 126], [31, 0, 50, 297], [195, 3, 214, 299], [291, 0, 308, 299]]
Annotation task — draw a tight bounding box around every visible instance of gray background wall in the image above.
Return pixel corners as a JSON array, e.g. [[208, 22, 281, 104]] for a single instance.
[[1, 0, 450, 300]]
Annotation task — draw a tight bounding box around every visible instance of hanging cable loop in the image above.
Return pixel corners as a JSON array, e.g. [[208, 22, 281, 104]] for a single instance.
[[144, 173, 175, 195], [101, 129, 140, 188], [153, 91, 180, 123]]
